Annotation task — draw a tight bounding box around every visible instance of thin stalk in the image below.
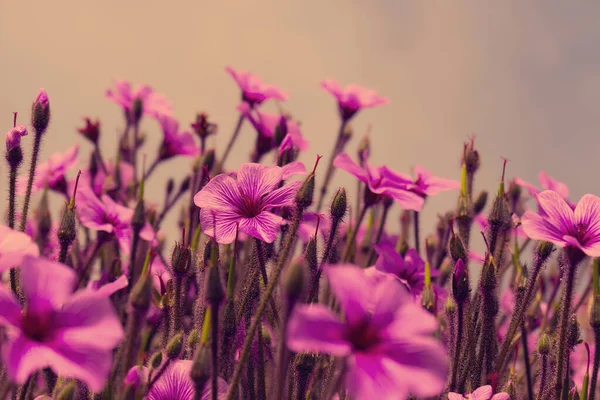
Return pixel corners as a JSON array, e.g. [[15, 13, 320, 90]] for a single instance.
[[341, 206, 368, 263], [172, 275, 184, 336], [8, 168, 17, 229], [132, 121, 140, 190], [211, 302, 220, 400], [413, 210, 421, 255], [316, 120, 347, 212], [591, 329, 600, 400], [143, 157, 162, 181], [256, 324, 267, 400], [365, 203, 391, 267], [218, 114, 244, 172], [521, 320, 533, 400], [275, 303, 293, 400], [307, 218, 341, 304], [19, 133, 42, 232], [538, 354, 549, 400], [76, 239, 104, 288], [449, 302, 464, 391]]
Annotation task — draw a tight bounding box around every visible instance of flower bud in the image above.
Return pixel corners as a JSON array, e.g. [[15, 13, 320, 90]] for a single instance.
[[421, 285, 435, 313], [187, 328, 200, 349], [191, 112, 217, 140], [172, 241, 192, 277], [150, 351, 163, 369], [57, 206, 77, 250], [205, 264, 225, 305], [77, 118, 100, 144], [295, 173, 315, 209], [448, 231, 467, 263], [452, 259, 469, 303], [473, 190, 488, 215], [56, 381, 76, 400], [190, 346, 211, 392], [130, 273, 152, 311], [567, 314, 581, 349], [480, 256, 497, 290], [5, 124, 27, 152], [304, 237, 318, 275], [274, 115, 288, 146], [536, 241, 554, 261], [167, 332, 183, 359], [538, 332, 550, 355], [284, 257, 307, 305], [464, 144, 480, 174], [444, 296, 457, 316], [330, 187, 347, 221], [31, 88, 50, 134]]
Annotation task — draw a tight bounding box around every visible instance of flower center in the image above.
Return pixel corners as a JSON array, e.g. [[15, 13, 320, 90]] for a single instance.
[[240, 196, 263, 218], [346, 314, 381, 351], [21, 306, 55, 342], [574, 222, 590, 243]]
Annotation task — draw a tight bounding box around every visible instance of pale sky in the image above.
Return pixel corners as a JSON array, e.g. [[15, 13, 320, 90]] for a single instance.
[[1, 1, 600, 243]]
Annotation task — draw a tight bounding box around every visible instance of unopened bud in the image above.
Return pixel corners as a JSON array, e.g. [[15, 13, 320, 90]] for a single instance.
[[77, 118, 100, 144], [452, 259, 469, 303], [130, 273, 152, 311], [205, 264, 225, 305], [167, 332, 183, 359], [190, 346, 211, 391], [305, 237, 318, 275], [421, 285, 435, 313], [448, 232, 467, 263], [330, 188, 347, 221], [473, 191, 488, 215], [150, 351, 163, 369], [31, 88, 50, 134], [284, 257, 307, 305], [538, 332, 550, 355], [464, 146, 480, 174], [444, 296, 457, 316], [172, 241, 192, 277], [296, 174, 315, 209], [5, 125, 27, 152], [274, 115, 288, 146], [536, 241, 554, 261], [480, 257, 497, 290], [57, 207, 77, 249], [187, 328, 200, 348], [567, 314, 581, 348]]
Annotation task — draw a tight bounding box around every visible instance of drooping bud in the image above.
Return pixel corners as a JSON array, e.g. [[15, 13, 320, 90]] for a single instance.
[[538, 332, 550, 355], [284, 257, 307, 306], [473, 190, 488, 215], [31, 88, 51, 134], [77, 118, 100, 145], [205, 264, 225, 305], [5, 124, 27, 152], [167, 332, 183, 359], [330, 187, 347, 221], [452, 259, 469, 303], [150, 351, 163, 369]]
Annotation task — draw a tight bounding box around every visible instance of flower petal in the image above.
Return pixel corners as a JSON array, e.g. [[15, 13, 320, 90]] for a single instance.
[[194, 174, 243, 212], [0, 225, 40, 272], [0, 284, 20, 328], [383, 187, 425, 211], [238, 211, 283, 243], [324, 264, 374, 326], [470, 385, 493, 400], [236, 163, 283, 202], [539, 171, 569, 199], [521, 210, 565, 246], [20, 256, 76, 309], [537, 190, 574, 234], [286, 304, 351, 356], [199, 208, 240, 244], [262, 180, 301, 209], [344, 354, 411, 400], [333, 153, 368, 183]]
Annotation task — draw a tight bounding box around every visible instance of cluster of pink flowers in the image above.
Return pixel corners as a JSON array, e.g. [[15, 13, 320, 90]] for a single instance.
[[0, 67, 598, 400]]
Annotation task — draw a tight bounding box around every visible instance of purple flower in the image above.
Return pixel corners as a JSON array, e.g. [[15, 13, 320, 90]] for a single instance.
[[157, 115, 200, 160], [521, 190, 600, 257], [0, 225, 39, 273], [124, 360, 228, 400], [287, 264, 447, 400], [17, 144, 79, 196], [448, 385, 510, 400], [6, 125, 28, 151], [0, 255, 123, 391], [77, 117, 100, 144], [106, 80, 173, 120], [194, 163, 301, 244], [77, 187, 134, 253], [334, 152, 424, 211], [515, 170, 570, 199], [321, 79, 389, 121], [225, 66, 288, 106], [400, 165, 461, 197]]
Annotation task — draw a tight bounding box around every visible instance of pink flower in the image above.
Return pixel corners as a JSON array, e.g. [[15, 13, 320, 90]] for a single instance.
[[515, 171, 570, 199], [77, 187, 134, 253], [225, 66, 288, 105], [334, 152, 424, 211], [34, 89, 49, 109], [194, 163, 301, 244], [321, 79, 389, 121], [6, 125, 28, 151], [521, 190, 600, 257], [106, 80, 173, 120], [0, 255, 123, 391], [72, 159, 134, 199], [401, 165, 461, 197], [287, 264, 447, 400], [448, 385, 510, 400], [157, 115, 200, 160], [17, 144, 79, 196], [0, 225, 39, 273]]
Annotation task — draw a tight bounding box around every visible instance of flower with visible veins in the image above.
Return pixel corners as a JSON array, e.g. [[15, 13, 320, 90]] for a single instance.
[[448, 385, 510, 400], [77, 187, 134, 253], [106, 80, 172, 120], [334, 152, 424, 211], [521, 190, 600, 257], [194, 163, 301, 244], [321, 79, 389, 121], [287, 264, 447, 400], [225, 66, 288, 106], [17, 144, 79, 197], [0, 225, 39, 272], [0, 255, 123, 391], [157, 115, 200, 160]]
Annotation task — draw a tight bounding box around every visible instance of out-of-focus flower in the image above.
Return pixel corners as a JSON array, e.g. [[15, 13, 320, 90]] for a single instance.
[[0, 225, 39, 272], [448, 385, 510, 400], [287, 264, 447, 400], [334, 152, 424, 211], [396, 165, 460, 197], [515, 171, 570, 200], [521, 190, 600, 257], [17, 145, 79, 196], [106, 80, 172, 120], [124, 360, 228, 399], [77, 187, 133, 253], [77, 118, 100, 145], [225, 66, 288, 106], [194, 163, 301, 244], [6, 125, 28, 151], [321, 79, 389, 121], [0, 255, 123, 391], [157, 115, 200, 160]]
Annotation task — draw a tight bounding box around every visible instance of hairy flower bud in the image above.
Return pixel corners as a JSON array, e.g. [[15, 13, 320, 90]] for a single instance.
[[284, 257, 307, 305], [56, 381, 76, 400], [538, 332, 550, 355], [448, 232, 467, 263], [464, 145, 480, 174], [331, 187, 347, 221], [473, 190, 488, 215], [567, 314, 581, 349], [167, 332, 183, 359], [295, 173, 315, 209], [444, 296, 457, 316], [205, 264, 225, 305], [172, 241, 193, 277], [190, 346, 211, 392], [150, 351, 163, 369], [480, 257, 497, 290], [305, 237, 318, 276], [188, 328, 200, 349], [421, 285, 435, 313], [32, 88, 50, 134], [130, 273, 152, 311], [57, 207, 77, 250], [452, 259, 469, 303], [191, 112, 217, 140], [536, 241, 554, 261]]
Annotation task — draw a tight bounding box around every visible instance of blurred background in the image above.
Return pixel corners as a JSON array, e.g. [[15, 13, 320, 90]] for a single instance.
[[2, 1, 600, 244]]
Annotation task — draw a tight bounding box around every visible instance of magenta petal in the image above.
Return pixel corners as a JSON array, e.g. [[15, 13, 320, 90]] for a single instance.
[[0, 225, 40, 272], [0, 284, 20, 328], [539, 171, 569, 199], [537, 190, 574, 233], [514, 177, 540, 197], [521, 210, 565, 245], [236, 163, 283, 201], [92, 275, 129, 297], [281, 161, 306, 180], [470, 385, 493, 400], [490, 393, 511, 400], [384, 188, 425, 211], [286, 304, 351, 356], [344, 354, 410, 400], [194, 174, 242, 211], [199, 208, 240, 244], [262, 180, 301, 208], [333, 153, 368, 183], [447, 394, 466, 400], [574, 194, 600, 238], [20, 256, 76, 309], [324, 264, 373, 326], [238, 211, 283, 243]]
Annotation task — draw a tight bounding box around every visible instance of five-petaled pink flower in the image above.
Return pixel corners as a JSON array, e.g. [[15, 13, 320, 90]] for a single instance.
[[194, 163, 301, 244], [321, 79, 389, 121], [521, 190, 600, 257], [0, 225, 39, 273], [157, 115, 200, 160], [448, 385, 510, 400], [77, 187, 134, 253], [106, 80, 173, 121], [334, 152, 424, 211], [287, 264, 447, 400], [225, 66, 288, 106], [0, 255, 123, 391], [17, 144, 79, 197]]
